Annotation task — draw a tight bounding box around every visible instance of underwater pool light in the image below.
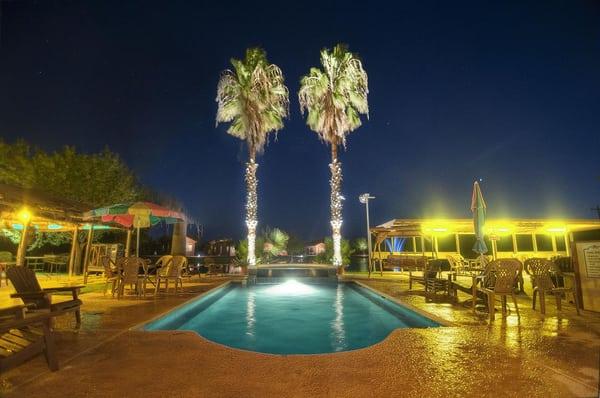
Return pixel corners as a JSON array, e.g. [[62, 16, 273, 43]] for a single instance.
[[265, 279, 316, 296]]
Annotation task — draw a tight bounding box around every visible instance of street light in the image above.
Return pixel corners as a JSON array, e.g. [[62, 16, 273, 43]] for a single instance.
[[359, 193, 375, 277]]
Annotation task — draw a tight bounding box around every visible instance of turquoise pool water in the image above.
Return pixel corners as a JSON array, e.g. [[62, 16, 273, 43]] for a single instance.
[[145, 281, 440, 354]]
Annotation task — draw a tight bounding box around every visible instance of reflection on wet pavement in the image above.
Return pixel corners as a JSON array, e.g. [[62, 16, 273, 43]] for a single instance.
[[0, 274, 598, 397]]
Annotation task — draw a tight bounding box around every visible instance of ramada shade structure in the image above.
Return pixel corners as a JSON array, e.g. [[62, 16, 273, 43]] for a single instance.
[[370, 218, 600, 260]]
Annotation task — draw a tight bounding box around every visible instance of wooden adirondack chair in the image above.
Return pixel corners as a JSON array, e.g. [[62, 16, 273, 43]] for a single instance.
[[0, 304, 60, 373], [7, 267, 83, 329]]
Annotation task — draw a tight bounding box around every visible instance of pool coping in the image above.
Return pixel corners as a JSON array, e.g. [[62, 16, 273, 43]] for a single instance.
[[130, 280, 234, 331], [351, 280, 455, 327]]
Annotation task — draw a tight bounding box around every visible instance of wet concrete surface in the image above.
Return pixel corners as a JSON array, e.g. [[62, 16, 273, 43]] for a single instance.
[[1, 273, 599, 397]]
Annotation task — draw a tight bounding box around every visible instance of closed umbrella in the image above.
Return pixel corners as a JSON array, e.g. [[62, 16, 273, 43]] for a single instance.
[[471, 181, 488, 265]]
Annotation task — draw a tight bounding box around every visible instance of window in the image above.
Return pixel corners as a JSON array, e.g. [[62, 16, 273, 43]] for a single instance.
[[437, 234, 457, 252], [535, 234, 553, 251], [515, 234, 533, 251], [555, 235, 566, 251], [495, 235, 514, 252]]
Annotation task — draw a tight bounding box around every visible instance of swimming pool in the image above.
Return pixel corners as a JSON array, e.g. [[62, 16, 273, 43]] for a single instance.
[[144, 281, 440, 354]]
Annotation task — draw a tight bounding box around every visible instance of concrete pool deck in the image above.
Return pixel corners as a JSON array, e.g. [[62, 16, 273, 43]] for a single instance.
[[0, 273, 599, 397]]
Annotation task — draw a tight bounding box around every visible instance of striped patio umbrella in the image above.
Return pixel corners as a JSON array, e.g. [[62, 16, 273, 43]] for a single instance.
[[471, 181, 488, 262], [84, 202, 185, 256]]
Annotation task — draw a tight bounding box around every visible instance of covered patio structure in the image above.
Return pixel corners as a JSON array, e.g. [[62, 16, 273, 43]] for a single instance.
[[0, 183, 91, 277], [370, 218, 600, 262]]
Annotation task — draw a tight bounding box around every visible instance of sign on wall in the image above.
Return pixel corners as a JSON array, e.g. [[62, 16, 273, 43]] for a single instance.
[[582, 244, 600, 278], [574, 241, 600, 312]]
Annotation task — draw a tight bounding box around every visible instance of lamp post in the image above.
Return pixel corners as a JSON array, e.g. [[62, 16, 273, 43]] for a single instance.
[[359, 194, 375, 277]]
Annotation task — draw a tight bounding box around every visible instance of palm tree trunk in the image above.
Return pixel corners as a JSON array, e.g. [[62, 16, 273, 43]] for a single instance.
[[330, 141, 343, 269], [245, 151, 258, 267]]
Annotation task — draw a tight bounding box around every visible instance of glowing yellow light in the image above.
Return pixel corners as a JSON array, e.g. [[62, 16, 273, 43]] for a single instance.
[[485, 225, 512, 236], [18, 208, 31, 223], [546, 227, 566, 233]]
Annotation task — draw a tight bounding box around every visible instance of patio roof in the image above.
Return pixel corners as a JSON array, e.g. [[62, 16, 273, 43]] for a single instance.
[[0, 183, 88, 232], [371, 218, 600, 237]]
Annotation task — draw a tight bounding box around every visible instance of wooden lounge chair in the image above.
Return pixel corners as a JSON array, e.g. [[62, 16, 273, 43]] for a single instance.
[[478, 259, 521, 322], [0, 304, 61, 373], [154, 256, 187, 295], [7, 267, 83, 329], [526, 258, 580, 315]]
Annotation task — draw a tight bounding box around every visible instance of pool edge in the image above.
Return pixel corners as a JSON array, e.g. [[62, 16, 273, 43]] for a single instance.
[[351, 280, 455, 327], [130, 280, 235, 331]]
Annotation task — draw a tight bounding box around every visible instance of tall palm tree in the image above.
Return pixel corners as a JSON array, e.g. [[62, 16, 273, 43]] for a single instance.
[[216, 48, 289, 267], [299, 44, 369, 269]]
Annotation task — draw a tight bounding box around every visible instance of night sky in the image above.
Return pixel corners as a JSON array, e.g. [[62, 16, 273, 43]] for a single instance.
[[1, 1, 599, 242]]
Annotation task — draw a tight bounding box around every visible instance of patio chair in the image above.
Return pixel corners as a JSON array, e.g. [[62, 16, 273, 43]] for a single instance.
[[116, 257, 145, 299], [0, 304, 61, 373], [409, 261, 448, 295], [154, 256, 187, 295], [7, 267, 83, 329], [100, 256, 119, 297], [525, 258, 580, 315], [477, 259, 522, 322]]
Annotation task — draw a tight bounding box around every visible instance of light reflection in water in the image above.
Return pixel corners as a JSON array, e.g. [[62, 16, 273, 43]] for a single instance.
[[246, 291, 256, 337], [332, 283, 346, 350]]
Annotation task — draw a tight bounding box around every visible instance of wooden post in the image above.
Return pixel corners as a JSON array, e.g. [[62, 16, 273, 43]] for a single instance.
[[83, 225, 94, 284], [532, 233, 538, 253], [551, 234, 557, 254], [136, 226, 141, 257], [564, 233, 571, 256], [412, 237, 417, 253], [171, 221, 187, 256], [455, 233, 461, 256], [421, 236, 425, 255], [125, 229, 132, 257], [16, 222, 30, 266], [68, 226, 79, 278], [512, 233, 518, 255]]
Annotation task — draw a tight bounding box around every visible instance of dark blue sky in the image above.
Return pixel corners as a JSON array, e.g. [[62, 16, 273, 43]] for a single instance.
[[1, 0, 599, 241]]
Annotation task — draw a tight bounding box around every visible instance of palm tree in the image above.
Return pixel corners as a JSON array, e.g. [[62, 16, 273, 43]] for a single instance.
[[299, 44, 369, 269], [216, 48, 289, 267]]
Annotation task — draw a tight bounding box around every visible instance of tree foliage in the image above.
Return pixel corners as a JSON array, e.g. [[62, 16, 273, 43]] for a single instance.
[[0, 139, 140, 207], [353, 238, 368, 253], [315, 236, 354, 265], [216, 48, 290, 158], [298, 44, 369, 151]]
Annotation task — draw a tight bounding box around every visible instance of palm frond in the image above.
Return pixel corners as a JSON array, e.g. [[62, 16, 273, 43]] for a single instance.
[[216, 48, 289, 156], [298, 44, 369, 148]]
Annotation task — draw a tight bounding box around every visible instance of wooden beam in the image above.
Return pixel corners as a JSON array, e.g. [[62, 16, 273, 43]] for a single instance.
[[82, 225, 94, 284], [15, 222, 30, 267], [68, 226, 78, 278]]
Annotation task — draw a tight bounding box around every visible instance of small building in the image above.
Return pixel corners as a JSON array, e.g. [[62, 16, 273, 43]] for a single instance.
[[371, 218, 600, 260], [185, 236, 196, 256], [206, 239, 235, 256], [305, 241, 326, 256]]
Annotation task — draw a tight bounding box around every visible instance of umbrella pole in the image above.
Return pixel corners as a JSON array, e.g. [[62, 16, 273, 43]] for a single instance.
[[125, 229, 132, 257], [136, 227, 140, 257]]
